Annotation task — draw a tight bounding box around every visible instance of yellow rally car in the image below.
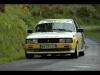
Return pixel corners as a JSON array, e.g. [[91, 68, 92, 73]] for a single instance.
[[25, 19, 85, 58]]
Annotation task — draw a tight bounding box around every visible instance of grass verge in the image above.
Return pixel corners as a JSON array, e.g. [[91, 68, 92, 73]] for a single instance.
[[84, 28, 100, 41]]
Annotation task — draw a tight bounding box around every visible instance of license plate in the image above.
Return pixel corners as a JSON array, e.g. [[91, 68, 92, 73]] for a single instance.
[[40, 44, 56, 49], [28, 44, 33, 48]]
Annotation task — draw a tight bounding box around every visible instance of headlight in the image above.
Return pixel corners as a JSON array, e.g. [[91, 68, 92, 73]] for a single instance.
[[59, 38, 73, 43], [26, 39, 38, 44]]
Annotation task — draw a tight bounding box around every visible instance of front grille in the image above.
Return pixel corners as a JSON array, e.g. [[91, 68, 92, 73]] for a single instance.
[[38, 38, 59, 43], [28, 48, 70, 52]]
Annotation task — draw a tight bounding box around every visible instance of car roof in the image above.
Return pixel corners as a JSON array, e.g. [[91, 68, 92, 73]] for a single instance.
[[38, 19, 74, 24]]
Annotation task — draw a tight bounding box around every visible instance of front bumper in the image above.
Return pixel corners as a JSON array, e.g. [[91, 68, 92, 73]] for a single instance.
[[25, 43, 76, 54], [26, 51, 75, 54]]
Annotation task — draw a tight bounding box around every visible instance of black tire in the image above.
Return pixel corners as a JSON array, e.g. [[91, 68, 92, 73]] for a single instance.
[[79, 51, 85, 56], [25, 54, 34, 59], [71, 45, 79, 58]]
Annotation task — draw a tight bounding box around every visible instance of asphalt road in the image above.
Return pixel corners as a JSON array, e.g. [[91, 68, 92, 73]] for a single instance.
[[0, 38, 100, 71]]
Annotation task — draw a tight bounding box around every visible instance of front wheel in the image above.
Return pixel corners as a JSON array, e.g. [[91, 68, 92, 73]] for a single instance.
[[25, 54, 34, 59], [71, 45, 79, 58], [79, 51, 85, 56]]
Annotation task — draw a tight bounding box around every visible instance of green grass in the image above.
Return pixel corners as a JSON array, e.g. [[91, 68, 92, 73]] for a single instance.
[[0, 6, 28, 64], [0, 13, 26, 63], [84, 29, 100, 40]]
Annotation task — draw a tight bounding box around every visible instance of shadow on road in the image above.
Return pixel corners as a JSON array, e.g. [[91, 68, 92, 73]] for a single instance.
[[28, 55, 84, 59], [38, 56, 74, 59]]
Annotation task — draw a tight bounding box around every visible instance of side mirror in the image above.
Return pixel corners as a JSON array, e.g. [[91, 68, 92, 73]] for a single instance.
[[77, 29, 84, 32], [27, 30, 33, 33]]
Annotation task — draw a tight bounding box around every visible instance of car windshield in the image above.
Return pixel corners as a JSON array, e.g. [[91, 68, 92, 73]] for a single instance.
[[35, 22, 76, 32]]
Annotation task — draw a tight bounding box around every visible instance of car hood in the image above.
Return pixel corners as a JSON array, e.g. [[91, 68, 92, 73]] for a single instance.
[[26, 32, 76, 39]]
